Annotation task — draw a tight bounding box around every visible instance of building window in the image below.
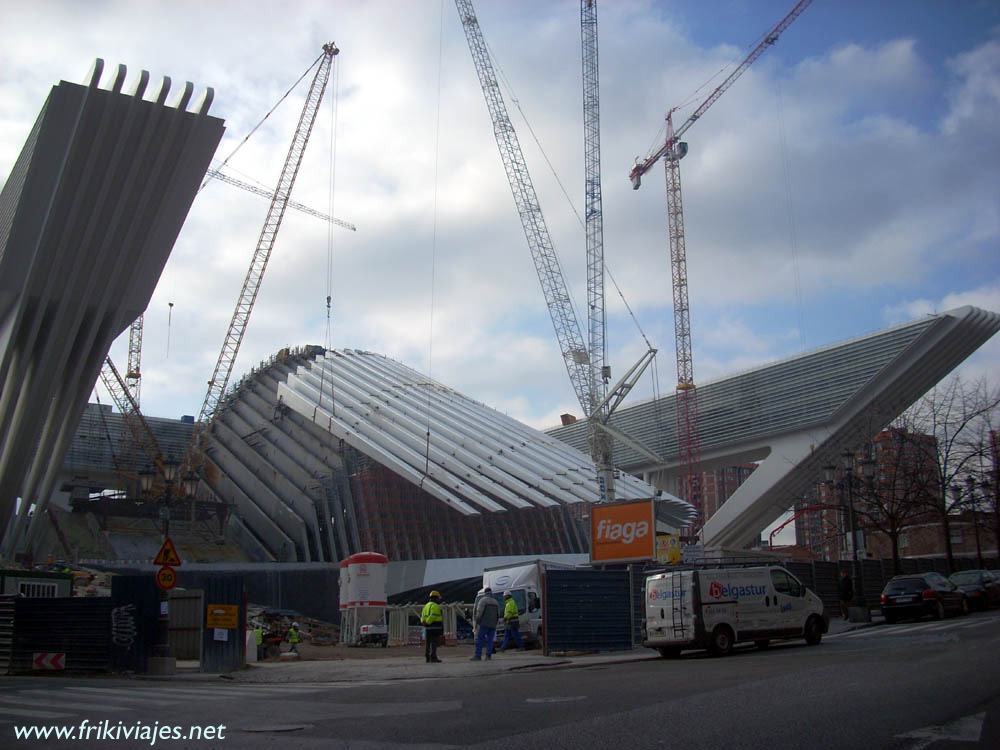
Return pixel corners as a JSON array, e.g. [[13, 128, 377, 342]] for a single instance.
[[18, 581, 58, 598], [950, 529, 963, 545]]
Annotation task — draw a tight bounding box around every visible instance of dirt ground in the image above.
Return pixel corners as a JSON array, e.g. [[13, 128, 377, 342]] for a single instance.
[[264, 641, 477, 662]]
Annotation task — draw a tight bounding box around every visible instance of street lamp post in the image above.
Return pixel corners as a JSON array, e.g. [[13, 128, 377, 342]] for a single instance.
[[964, 476, 984, 568], [824, 450, 872, 621], [982, 477, 999, 560], [139, 460, 194, 672]]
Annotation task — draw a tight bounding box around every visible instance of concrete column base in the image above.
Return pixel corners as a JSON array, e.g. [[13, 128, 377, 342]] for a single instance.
[[147, 656, 177, 675]]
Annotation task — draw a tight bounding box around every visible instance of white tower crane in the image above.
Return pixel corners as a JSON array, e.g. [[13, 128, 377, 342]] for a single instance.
[[188, 42, 340, 471], [456, 0, 658, 503]]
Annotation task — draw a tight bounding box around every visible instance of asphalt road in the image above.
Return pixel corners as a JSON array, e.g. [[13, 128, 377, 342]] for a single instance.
[[3, 610, 998, 750]]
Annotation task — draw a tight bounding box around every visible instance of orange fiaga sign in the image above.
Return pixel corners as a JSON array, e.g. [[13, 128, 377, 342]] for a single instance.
[[590, 499, 656, 563]]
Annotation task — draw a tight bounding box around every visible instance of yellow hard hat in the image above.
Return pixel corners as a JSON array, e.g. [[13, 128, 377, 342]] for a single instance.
[[429, 590, 441, 599]]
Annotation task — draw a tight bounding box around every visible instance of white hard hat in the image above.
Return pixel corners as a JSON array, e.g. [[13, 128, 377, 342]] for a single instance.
[[503, 591, 512, 598], [292, 622, 300, 628]]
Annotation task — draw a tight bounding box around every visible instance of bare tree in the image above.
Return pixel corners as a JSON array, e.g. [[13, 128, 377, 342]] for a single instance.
[[970, 413, 1000, 557], [898, 374, 1000, 572], [854, 428, 937, 574]]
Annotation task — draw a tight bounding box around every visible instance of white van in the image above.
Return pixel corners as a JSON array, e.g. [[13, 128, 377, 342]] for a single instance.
[[642, 565, 828, 657]]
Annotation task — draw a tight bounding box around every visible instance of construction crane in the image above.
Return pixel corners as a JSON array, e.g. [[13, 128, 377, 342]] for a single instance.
[[104, 160, 355, 410], [456, 0, 658, 503], [206, 168, 356, 232], [189, 42, 339, 468], [96, 48, 346, 482], [98, 356, 166, 480], [580, 0, 613, 500], [628, 0, 812, 527]]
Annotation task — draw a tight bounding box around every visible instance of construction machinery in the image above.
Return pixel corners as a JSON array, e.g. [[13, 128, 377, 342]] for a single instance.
[[456, 0, 659, 504], [628, 0, 813, 527], [97, 64, 354, 481], [189, 42, 340, 474]]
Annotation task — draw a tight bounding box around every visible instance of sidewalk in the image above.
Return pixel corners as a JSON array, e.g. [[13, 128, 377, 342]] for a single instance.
[[151, 613, 882, 685]]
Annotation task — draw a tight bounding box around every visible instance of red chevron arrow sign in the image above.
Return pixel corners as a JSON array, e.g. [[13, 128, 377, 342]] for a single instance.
[[33, 652, 65, 670]]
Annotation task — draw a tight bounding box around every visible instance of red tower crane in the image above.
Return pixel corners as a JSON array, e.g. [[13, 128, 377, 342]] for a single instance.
[[629, 0, 812, 530]]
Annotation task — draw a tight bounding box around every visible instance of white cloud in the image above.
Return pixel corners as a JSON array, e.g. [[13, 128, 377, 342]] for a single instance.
[[2, 0, 997, 440]]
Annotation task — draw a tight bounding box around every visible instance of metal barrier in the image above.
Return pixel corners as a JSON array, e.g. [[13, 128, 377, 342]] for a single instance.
[[6, 597, 114, 673], [544, 569, 632, 655]]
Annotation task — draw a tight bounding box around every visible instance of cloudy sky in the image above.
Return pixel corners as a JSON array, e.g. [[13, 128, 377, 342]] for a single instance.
[[2, 0, 998, 439]]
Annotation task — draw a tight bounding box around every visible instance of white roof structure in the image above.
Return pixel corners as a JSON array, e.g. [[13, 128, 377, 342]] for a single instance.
[[550, 306, 1000, 550], [276, 349, 695, 527], [0, 61, 224, 553]]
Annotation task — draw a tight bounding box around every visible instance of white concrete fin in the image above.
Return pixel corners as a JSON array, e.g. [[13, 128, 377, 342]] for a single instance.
[[110, 64, 127, 93], [86, 59, 104, 88]]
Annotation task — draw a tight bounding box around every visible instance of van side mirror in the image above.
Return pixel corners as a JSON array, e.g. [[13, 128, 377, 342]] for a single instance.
[[528, 593, 539, 612]]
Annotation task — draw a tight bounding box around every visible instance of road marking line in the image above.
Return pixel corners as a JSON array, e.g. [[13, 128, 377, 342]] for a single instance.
[[0, 696, 135, 713], [54, 688, 184, 706], [896, 711, 984, 750], [0, 706, 76, 719]]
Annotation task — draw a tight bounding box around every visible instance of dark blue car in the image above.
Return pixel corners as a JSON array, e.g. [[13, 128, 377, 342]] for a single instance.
[[949, 569, 1000, 611], [880, 572, 969, 624]]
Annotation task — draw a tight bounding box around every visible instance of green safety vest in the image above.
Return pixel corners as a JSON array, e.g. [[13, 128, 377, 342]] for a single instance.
[[288, 627, 300, 644], [421, 600, 443, 625], [254, 628, 263, 646]]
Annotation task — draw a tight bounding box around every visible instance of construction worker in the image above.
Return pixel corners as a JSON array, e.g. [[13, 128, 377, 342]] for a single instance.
[[287, 622, 301, 654], [499, 591, 525, 651], [254, 625, 265, 661], [421, 590, 444, 663], [471, 587, 499, 661]]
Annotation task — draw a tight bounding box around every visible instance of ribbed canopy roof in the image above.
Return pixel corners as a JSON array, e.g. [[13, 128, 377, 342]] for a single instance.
[[276, 350, 695, 527]]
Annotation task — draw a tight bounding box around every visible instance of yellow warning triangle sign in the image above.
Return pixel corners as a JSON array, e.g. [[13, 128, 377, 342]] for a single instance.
[[154, 537, 182, 566]]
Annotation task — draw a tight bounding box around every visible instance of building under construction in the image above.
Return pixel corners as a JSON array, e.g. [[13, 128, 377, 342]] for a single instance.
[[13, 346, 693, 566]]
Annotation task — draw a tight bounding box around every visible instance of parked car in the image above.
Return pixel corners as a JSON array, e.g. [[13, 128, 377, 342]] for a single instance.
[[948, 569, 1000, 611], [880, 572, 969, 624]]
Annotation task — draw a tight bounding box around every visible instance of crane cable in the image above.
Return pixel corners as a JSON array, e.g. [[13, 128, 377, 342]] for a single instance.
[[317, 50, 342, 421], [423, 0, 446, 485], [489, 39, 654, 352], [199, 50, 327, 194]]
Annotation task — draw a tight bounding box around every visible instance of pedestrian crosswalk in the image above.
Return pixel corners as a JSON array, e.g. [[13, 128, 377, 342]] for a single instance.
[[0, 682, 348, 725], [827, 614, 999, 640]]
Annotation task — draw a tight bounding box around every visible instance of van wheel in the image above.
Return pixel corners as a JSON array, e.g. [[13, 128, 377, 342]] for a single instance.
[[804, 616, 823, 645], [803, 617, 823, 646], [754, 639, 770, 650], [708, 626, 734, 656], [658, 646, 681, 659]]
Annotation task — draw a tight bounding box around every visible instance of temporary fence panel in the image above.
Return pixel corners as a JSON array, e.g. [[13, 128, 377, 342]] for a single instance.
[[8, 597, 114, 673], [544, 568, 632, 655], [0, 597, 14, 674], [111, 575, 160, 674], [200, 575, 245, 674], [169, 589, 203, 660]]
